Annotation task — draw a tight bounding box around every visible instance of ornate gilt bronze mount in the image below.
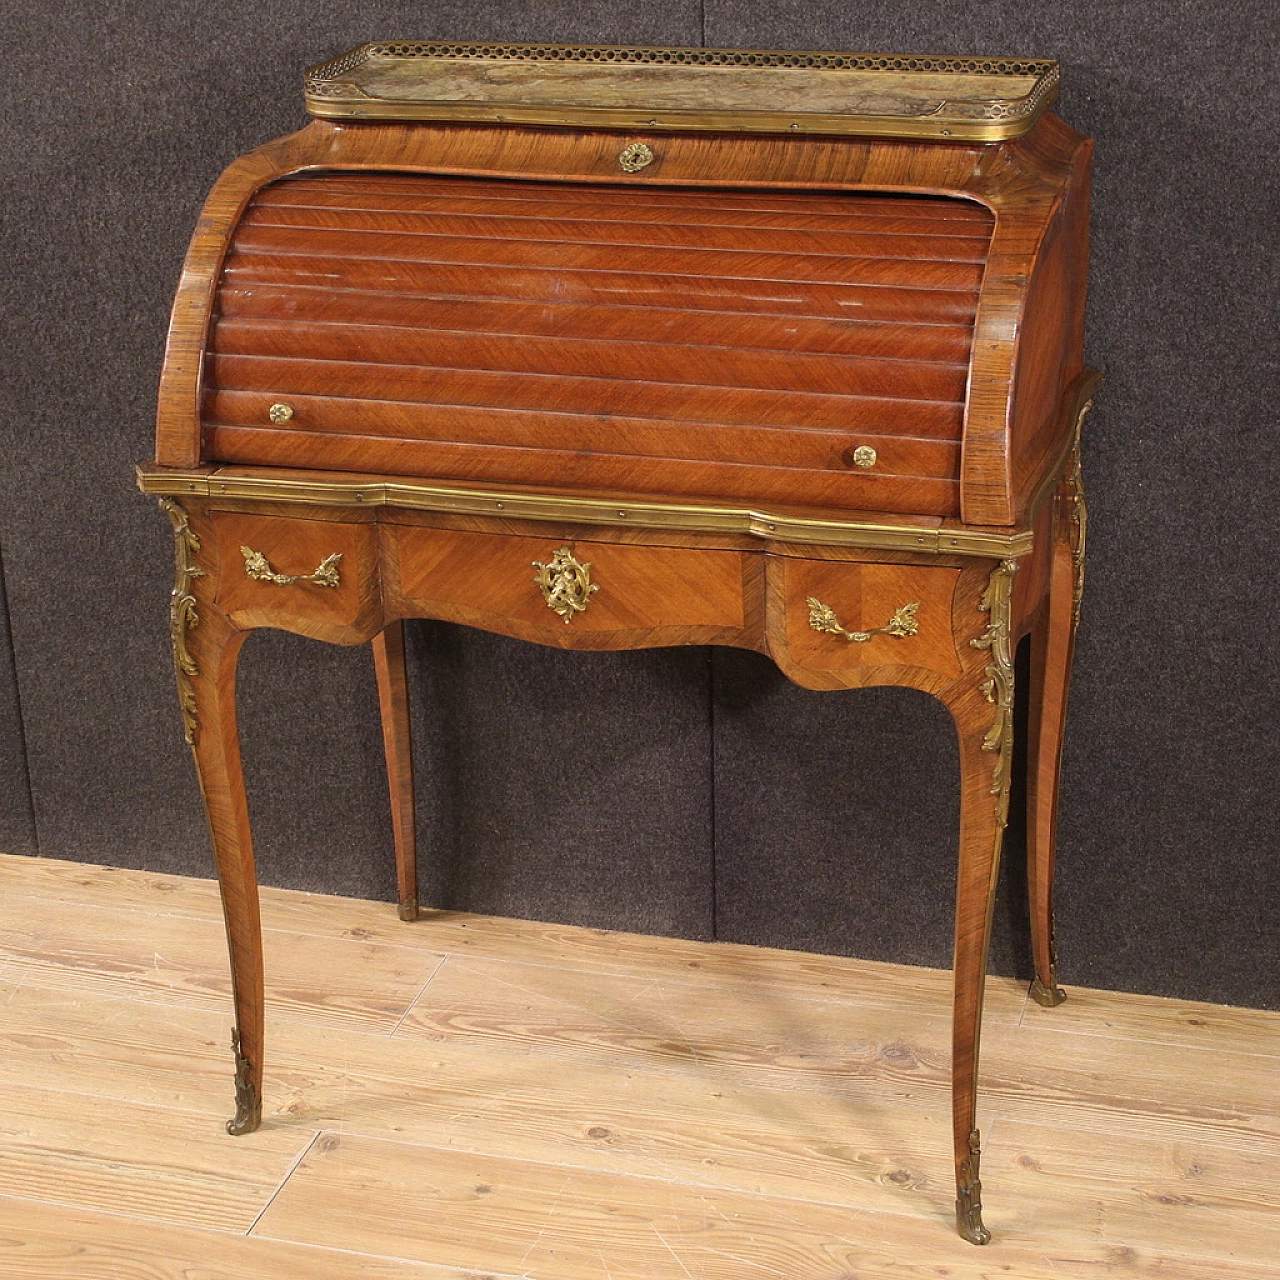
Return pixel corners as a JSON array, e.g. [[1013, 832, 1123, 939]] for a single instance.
[[227, 1027, 262, 1136], [971, 559, 1019, 829], [241, 546, 343, 588], [159, 499, 205, 746], [806, 597, 919, 643], [532, 546, 599, 623], [955, 1129, 990, 1245], [1031, 930, 1068, 1007]]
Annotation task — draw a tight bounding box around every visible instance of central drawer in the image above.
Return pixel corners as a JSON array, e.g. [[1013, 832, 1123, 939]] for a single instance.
[[201, 171, 992, 517], [386, 524, 748, 644]]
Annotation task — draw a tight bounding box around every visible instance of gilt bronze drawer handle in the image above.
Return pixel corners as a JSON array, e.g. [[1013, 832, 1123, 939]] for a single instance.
[[533, 546, 599, 623], [806, 597, 920, 642], [241, 546, 342, 588], [618, 142, 655, 172]]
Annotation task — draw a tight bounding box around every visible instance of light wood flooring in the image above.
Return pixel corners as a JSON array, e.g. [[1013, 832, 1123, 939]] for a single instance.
[[0, 850, 1276, 1278]]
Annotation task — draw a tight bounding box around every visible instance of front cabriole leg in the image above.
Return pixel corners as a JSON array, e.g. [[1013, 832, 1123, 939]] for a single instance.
[[161, 499, 264, 1135], [947, 557, 1020, 1244]]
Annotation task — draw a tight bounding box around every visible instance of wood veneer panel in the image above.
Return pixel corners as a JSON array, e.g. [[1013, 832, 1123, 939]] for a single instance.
[[241, 205, 992, 263], [229, 222, 986, 290], [212, 318, 969, 402], [223, 253, 982, 325], [216, 285, 976, 362], [209, 354, 965, 436], [201, 171, 992, 512], [206, 426, 961, 516], [205, 391, 962, 476]]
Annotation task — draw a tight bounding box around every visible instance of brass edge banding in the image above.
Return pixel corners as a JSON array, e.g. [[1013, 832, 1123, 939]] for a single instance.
[[137, 468, 1034, 559], [158, 498, 205, 747], [304, 100, 1049, 142]]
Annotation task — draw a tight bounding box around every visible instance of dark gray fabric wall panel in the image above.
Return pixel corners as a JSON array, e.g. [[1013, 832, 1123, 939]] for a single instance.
[[0, 548, 36, 857], [0, 0, 709, 935], [705, 2, 1279, 1008]]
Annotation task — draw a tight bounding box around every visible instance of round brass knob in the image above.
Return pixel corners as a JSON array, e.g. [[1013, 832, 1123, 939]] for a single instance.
[[268, 402, 294, 424], [618, 142, 655, 173], [852, 445, 877, 469]]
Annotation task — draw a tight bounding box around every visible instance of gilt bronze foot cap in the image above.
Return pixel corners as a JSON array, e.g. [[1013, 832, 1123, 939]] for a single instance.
[[1030, 976, 1068, 1007], [956, 1203, 992, 1246], [398, 895, 420, 922], [226, 1100, 263, 1136]]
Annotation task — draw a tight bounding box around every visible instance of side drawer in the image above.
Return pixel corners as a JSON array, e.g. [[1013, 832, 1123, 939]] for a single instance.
[[387, 525, 746, 643], [211, 512, 380, 637], [770, 556, 964, 680]]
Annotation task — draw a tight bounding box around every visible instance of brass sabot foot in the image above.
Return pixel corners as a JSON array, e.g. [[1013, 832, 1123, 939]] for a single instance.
[[1030, 976, 1068, 1007], [955, 1129, 991, 1245], [226, 1096, 263, 1136], [398, 895, 420, 922], [956, 1200, 992, 1246], [227, 1027, 262, 1136]]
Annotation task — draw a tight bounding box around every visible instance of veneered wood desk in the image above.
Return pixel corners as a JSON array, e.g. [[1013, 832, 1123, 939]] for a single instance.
[[138, 41, 1096, 1244]]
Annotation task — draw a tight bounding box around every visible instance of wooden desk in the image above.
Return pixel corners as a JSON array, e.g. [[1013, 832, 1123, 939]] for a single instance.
[[139, 41, 1096, 1245]]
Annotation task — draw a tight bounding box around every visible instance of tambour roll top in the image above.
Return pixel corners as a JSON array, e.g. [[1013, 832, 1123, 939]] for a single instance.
[[156, 41, 1092, 531]]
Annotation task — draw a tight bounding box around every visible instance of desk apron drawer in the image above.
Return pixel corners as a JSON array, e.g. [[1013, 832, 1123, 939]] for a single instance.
[[770, 556, 964, 681], [211, 513, 380, 637], [386, 525, 746, 646]]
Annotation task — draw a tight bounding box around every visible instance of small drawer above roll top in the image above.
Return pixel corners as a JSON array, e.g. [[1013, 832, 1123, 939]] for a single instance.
[[201, 172, 994, 516]]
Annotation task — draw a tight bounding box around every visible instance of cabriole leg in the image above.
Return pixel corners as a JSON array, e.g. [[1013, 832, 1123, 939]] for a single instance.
[[372, 620, 419, 921], [162, 499, 264, 1135], [1027, 449, 1086, 1008], [948, 557, 1019, 1245]]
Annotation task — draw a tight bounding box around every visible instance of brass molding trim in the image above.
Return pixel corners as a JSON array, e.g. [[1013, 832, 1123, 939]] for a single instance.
[[955, 1129, 991, 1246], [227, 1028, 262, 1136], [1067, 401, 1092, 634], [304, 41, 1058, 141], [971, 558, 1018, 829], [807, 597, 920, 643], [158, 498, 205, 747], [241, 546, 343, 588], [137, 467, 1035, 559], [532, 546, 600, 623]]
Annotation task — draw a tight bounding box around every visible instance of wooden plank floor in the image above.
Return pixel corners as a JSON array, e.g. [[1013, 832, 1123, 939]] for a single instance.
[[0, 852, 1276, 1279]]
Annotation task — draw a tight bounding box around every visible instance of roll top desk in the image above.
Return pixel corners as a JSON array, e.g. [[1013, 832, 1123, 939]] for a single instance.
[[138, 41, 1097, 1245]]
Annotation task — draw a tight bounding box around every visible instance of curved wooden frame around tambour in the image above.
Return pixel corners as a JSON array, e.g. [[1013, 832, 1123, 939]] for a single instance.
[[155, 114, 1088, 530]]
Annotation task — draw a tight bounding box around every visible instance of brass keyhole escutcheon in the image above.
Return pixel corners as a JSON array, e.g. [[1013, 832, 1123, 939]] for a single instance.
[[532, 546, 599, 623], [268, 402, 294, 424], [618, 142, 655, 173]]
